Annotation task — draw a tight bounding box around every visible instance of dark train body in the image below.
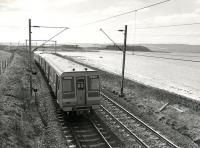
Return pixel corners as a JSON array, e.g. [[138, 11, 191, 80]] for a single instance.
[[34, 52, 101, 112]]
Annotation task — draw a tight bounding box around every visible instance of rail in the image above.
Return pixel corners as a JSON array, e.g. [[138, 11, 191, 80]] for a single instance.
[[101, 91, 180, 148], [88, 117, 113, 148], [67, 121, 82, 148]]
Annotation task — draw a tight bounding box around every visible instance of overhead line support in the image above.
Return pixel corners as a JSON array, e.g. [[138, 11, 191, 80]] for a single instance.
[[29, 19, 32, 96]]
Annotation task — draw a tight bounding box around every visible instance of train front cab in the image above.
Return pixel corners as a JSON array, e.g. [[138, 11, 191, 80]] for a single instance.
[[58, 72, 100, 112]]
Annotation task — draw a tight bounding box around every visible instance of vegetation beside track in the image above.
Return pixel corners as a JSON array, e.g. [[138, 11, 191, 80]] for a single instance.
[[0, 52, 46, 147], [0, 49, 67, 148], [32, 61, 67, 148], [0, 50, 12, 62], [12, 49, 67, 148]]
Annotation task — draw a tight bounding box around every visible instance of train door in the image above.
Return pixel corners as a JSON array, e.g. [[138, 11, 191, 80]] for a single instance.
[[76, 77, 86, 105]]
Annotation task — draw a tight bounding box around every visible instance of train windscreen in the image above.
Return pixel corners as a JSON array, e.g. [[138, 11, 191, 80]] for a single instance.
[[88, 75, 99, 91]]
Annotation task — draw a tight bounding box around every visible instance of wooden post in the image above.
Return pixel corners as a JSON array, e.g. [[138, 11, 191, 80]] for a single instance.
[[0, 62, 1, 74]]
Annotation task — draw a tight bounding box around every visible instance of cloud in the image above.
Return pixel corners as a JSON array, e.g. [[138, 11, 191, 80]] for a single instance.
[[101, 0, 145, 16], [0, 0, 20, 11], [195, 8, 200, 14], [49, 0, 87, 6], [0, 0, 199, 44], [0, 0, 15, 5], [197, 0, 200, 4], [0, 0, 88, 12], [134, 12, 200, 28]]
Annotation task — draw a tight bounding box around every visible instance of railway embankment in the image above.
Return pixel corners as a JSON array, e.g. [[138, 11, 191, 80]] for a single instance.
[[0, 53, 45, 147], [0, 51, 66, 148], [31, 61, 67, 148]]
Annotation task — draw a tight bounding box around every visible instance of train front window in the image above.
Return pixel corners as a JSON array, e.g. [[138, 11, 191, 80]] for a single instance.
[[77, 79, 85, 90], [62, 77, 74, 92], [88, 75, 99, 91]]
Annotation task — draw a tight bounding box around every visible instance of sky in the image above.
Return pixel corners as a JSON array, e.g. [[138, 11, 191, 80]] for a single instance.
[[0, 0, 200, 45]]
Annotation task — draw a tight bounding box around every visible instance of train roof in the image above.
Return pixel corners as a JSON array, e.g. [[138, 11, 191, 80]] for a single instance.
[[35, 52, 96, 75]]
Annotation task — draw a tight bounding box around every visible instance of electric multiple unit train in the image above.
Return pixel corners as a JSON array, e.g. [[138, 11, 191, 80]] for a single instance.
[[34, 52, 101, 112]]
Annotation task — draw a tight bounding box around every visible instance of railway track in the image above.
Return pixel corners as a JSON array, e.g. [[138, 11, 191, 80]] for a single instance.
[[51, 54, 180, 147], [52, 99, 77, 148], [54, 100, 122, 148], [99, 89, 180, 148], [36, 57, 121, 148], [65, 114, 116, 148]]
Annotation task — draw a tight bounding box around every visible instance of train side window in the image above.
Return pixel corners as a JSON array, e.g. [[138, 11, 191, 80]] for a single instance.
[[58, 79, 60, 90], [53, 73, 56, 85], [46, 65, 49, 74], [62, 77, 74, 92], [88, 75, 99, 91], [50, 68, 52, 81]]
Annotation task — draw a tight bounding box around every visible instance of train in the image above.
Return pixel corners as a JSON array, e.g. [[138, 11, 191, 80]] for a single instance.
[[34, 52, 101, 112]]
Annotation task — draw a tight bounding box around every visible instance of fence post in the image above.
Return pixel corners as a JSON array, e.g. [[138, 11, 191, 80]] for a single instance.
[[1, 61, 3, 72], [2, 61, 3, 72], [5, 59, 7, 69], [0, 62, 1, 75]]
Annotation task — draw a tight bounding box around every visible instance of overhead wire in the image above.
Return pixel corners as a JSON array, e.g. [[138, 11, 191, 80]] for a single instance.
[[30, 0, 200, 47], [32, 26, 69, 29], [134, 11, 137, 44], [80, 0, 171, 27], [95, 0, 172, 50], [73, 0, 200, 43], [33, 27, 69, 52], [38, 0, 172, 45], [136, 22, 200, 29], [135, 34, 200, 37], [132, 53, 200, 63], [100, 28, 123, 51], [125, 22, 200, 40]]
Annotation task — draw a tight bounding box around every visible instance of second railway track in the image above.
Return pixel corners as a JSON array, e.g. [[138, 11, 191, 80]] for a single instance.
[[48, 54, 181, 147], [99, 89, 180, 148]]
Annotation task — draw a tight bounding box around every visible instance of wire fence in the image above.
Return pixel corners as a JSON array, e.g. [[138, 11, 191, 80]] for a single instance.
[[0, 53, 14, 75]]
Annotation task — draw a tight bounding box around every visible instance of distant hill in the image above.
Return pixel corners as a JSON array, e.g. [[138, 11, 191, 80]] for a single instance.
[[64, 43, 200, 53], [61, 44, 81, 49], [141, 44, 200, 53], [105, 45, 151, 52]]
